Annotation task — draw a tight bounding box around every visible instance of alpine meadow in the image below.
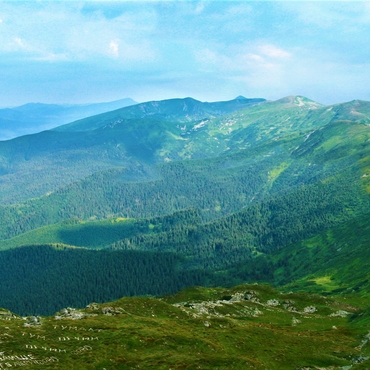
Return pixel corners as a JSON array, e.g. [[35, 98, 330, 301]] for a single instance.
[[2, 1, 370, 369]]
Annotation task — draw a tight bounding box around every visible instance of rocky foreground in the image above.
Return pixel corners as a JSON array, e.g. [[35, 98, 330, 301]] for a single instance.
[[0, 284, 369, 369]]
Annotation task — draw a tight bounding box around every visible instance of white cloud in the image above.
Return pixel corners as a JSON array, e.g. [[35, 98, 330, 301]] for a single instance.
[[109, 40, 119, 58], [247, 54, 264, 63], [194, 2, 205, 15], [14, 37, 25, 48], [33, 52, 69, 62], [194, 42, 292, 76], [258, 45, 291, 59], [0, 1, 370, 106], [0, 2, 158, 63], [282, 2, 370, 31]]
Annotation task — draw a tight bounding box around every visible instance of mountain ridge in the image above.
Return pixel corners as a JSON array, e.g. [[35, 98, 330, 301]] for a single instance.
[[0, 97, 137, 140], [53, 96, 266, 132]]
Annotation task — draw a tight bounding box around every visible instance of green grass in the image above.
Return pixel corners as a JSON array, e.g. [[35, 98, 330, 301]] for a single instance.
[[0, 283, 369, 369], [268, 161, 290, 183], [269, 211, 370, 298]]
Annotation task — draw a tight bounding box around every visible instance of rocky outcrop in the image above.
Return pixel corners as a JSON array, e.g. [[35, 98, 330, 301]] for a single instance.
[[267, 299, 279, 306], [0, 309, 17, 321], [329, 310, 349, 317], [23, 316, 41, 327], [101, 306, 125, 316], [303, 306, 317, 314], [54, 307, 97, 320]]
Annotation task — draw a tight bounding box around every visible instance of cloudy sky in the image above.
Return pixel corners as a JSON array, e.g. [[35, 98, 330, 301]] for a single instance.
[[0, 1, 369, 106]]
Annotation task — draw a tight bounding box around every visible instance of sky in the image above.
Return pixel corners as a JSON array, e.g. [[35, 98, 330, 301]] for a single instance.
[[0, 1, 370, 107]]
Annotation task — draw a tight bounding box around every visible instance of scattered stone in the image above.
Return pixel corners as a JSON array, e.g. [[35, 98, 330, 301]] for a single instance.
[[329, 310, 349, 317], [252, 308, 263, 317], [54, 307, 96, 320], [101, 306, 125, 316], [267, 299, 280, 306], [352, 355, 370, 364], [282, 300, 297, 312], [303, 306, 317, 314], [244, 291, 258, 301], [292, 317, 301, 325], [229, 292, 245, 302], [0, 309, 17, 320], [86, 303, 100, 311], [23, 316, 41, 327], [203, 321, 211, 327]]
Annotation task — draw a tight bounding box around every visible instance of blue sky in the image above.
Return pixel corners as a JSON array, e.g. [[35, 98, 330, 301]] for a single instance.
[[0, 1, 370, 106]]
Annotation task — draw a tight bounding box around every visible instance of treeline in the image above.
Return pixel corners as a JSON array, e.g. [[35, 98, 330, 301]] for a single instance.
[[0, 143, 284, 239], [1, 165, 369, 272], [110, 169, 370, 270], [1, 179, 370, 316], [3, 163, 367, 270], [0, 126, 363, 242]]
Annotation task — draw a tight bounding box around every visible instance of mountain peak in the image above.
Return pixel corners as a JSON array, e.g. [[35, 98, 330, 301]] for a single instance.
[[275, 95, 323, 108]]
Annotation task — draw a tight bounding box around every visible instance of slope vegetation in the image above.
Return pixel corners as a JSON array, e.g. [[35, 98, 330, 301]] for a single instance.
[[0, 284, 369, 369]]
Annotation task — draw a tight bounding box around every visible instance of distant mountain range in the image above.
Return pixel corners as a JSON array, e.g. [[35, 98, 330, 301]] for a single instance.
[[54, 96, 266, 132], [0, 95, 369, 205], [0, 97, 137, 140]]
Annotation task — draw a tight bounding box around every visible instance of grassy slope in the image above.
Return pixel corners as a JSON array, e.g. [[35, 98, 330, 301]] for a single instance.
[[0, 284, 369, 369], [272, 211, 370, 297]]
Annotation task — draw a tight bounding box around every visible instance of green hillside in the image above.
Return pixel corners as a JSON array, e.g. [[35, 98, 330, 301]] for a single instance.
[[271, 211, 370, 296], [0, 283, 369, 369], [2, 95, 368, 205], [2, 114, 370, 243], [0, 209, 201, 251], [0, 244, 217, 316]]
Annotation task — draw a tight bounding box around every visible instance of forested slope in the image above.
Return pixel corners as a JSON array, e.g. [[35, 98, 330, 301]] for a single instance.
[[1, 117, 370, 242]]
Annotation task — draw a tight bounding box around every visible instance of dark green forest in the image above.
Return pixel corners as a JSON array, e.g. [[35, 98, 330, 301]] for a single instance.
[[0, 245, 217, 316]]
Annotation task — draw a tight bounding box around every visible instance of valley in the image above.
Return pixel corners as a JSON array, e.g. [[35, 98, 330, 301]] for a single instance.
[[0, 95, 370, 368]]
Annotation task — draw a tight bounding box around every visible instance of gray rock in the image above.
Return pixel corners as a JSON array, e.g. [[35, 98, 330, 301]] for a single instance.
[[267, 299, 280, 306], [303, 306, 317, 314], [54, 307, 96, 320], [23, 316, 41, 327], [101, 306, 125, 316]]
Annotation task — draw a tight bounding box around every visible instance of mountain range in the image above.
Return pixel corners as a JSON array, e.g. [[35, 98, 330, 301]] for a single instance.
[[0, 94, 370, 368], [0, 97, 136, 140]]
